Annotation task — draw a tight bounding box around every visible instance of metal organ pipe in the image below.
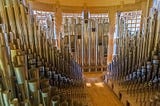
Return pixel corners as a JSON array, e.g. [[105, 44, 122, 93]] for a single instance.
[[62, 15, 109, 72], [107, 5, 160, 105], [0, 0, 85, 105]]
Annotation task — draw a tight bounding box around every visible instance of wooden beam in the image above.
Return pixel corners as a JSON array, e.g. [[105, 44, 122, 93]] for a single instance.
[[29, 0, 149, 13], [29, 1, 56, 11]]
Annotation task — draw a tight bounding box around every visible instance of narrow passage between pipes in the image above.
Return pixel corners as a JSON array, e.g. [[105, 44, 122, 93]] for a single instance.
[[84, 72, 123, 106]]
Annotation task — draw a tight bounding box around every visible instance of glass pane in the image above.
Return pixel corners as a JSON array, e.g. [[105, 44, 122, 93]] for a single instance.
[[132, 24, 136, 27], [130, 28, 135, 31], [119, 10, 142, 35], [131, 20, 136, 23], [128, 24, 131, 27], [128, 28, 131, 31], [136, 28, 140, 31], [127, 20, 132, 23], [137, 20, 141, 23], [136, 24, 140, 27]]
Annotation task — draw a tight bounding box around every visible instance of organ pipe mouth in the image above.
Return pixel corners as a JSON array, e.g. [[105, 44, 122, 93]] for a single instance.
[[41, 88, 50, 106], [14, 66, 26, 84], [41, 90, 49, 97], [29, 68, 40, 79], [2, 90, 10, 106], [28, 79, 38, 92], [15, 54, 25, 66]]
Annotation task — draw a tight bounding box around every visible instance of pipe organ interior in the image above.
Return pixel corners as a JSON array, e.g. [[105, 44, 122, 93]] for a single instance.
[[107, 1, 160, 105], [61, 12, 109, 72], [0, 0, 159, 106], [0, 0, 87, 106]]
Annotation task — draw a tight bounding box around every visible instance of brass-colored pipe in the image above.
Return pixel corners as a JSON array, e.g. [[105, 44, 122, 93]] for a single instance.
[[19, 3, 29, 49], [88, 20, 91, 72], [0, 0, 9, 32], [24, 80, 29, 99], [12, 0, 24, 44], [27, 14, 34, 52], [15, 53, 26, 66], [2, 90, 10, 106], [33, 21, 38, 54], [14, 66, 25, 84], [10, 49, 18, 65], [0, 88, 4, 106], [29, 68, 40, 80], [5, 0, 17, 39], [0, 33, 14, 93], [28, 79, 38, 92], [14, 66, 28, 100], [28, 79, 39, 105], [0, 0, 87, 105], [41, 88, 50, 106], [38, 26, 43, 59]]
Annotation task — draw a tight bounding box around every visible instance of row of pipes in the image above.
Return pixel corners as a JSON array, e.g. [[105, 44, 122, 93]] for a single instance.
[[0, 0, 87, 105], [107, 1, 160, 106], [61, 12, 109, 72]]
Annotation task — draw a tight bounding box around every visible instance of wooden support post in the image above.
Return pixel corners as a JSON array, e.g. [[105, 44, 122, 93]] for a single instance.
[[55, 1, 62, 49], [107, 11, 116, 64]]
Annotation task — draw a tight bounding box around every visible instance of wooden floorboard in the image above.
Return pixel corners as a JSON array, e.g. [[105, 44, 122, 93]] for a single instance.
[[84, 72, 123, 106]]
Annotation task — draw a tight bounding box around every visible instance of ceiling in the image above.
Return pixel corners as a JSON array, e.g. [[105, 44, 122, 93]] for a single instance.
[[29, 0, 148, 12], [29, 0, 144, 6]]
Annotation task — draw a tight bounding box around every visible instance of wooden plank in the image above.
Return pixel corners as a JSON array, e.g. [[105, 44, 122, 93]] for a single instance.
[[84, 73, 123, 106]]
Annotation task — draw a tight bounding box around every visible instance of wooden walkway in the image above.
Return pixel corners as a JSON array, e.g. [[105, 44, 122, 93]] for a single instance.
[[84, 72, 123, 106]]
